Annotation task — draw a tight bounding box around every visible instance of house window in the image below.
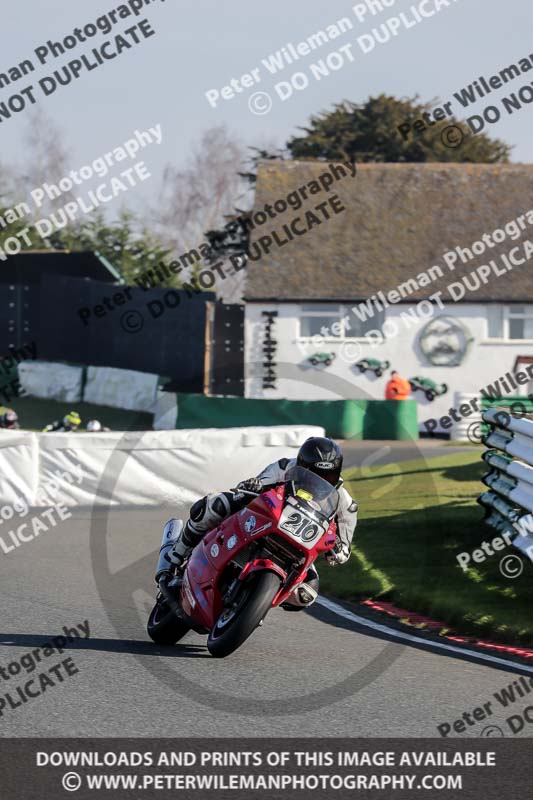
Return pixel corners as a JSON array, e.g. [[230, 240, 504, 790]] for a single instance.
[[344, 305, 385, 338], [507, 306, 533, 340], [300, 305, 342, 337], [299, 304, 385, 339], [487, 307, 503, 338], [487, 306, 533, 340]]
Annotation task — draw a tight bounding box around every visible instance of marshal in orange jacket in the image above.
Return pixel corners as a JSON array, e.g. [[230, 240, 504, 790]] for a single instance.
[[385, 372, 411, 400]]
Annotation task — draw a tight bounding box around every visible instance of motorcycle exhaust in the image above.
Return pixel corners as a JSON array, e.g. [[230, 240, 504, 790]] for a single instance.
[[155, 518, 183, 583], [284, 582, 318, 608]]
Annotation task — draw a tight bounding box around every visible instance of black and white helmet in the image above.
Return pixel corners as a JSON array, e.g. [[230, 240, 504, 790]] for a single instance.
[[86, 420, 103, 432], [296, 436, 343, 486]]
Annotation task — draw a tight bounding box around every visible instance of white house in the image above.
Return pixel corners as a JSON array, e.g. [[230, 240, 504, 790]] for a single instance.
[[244, 161, 533, 435]]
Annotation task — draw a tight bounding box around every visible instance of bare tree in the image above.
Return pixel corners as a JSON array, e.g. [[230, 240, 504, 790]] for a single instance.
[[154, 125, 249, 249], [16, 108, 72, 215], [152, 125, 250, 301]]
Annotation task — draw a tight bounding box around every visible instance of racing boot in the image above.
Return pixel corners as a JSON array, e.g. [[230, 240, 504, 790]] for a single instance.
[[155, 518, 184, 582], [168, 492, 239, 569], [168, 520, 201, 569]]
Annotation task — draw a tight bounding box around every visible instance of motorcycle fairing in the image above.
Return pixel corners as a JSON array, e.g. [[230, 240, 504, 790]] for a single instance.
[[180, 483, 337, 629]]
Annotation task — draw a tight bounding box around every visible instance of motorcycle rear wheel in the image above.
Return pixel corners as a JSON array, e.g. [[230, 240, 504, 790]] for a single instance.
[[147, 596, 191, 645], [207, 571, 281, 658]]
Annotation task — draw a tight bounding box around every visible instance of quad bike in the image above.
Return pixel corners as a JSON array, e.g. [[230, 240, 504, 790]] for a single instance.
[[147, 467, 339, 658]]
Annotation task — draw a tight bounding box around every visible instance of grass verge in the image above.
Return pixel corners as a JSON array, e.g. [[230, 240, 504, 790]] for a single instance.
[[319, 451, 533, 646]]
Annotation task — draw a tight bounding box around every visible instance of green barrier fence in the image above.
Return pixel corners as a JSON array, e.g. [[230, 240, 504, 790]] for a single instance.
[[175, 395, 419, 440]]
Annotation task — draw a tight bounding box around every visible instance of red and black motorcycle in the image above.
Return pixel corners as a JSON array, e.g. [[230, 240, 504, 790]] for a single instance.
[[147, 466, 339, 658]]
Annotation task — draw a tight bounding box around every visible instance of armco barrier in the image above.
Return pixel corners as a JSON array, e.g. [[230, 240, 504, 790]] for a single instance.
[[478, 407, 533, 563], [174, 395, 419, 440], [0, 425, 324, 508]]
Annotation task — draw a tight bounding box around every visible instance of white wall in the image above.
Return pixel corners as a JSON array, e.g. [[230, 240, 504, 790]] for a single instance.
[[0, 426, 324, 508], [245, 302, 533, 434]]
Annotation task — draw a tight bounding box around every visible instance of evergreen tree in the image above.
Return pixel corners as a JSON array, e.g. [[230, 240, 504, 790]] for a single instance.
[[287, 95, 511, 163]]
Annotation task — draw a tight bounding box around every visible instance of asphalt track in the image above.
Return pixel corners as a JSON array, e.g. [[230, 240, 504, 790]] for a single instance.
[[2, 445, 530, 739]]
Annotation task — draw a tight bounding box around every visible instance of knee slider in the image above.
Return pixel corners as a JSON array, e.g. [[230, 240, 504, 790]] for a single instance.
[[190, 496, 208, 522], [210, 493, 232, 519]]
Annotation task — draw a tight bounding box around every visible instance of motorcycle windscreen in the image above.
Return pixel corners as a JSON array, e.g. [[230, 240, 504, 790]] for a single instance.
[[279, 466, 339, 550]]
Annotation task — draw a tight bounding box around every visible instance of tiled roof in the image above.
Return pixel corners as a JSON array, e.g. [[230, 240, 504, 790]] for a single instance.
[[245, 161, 533, 302]]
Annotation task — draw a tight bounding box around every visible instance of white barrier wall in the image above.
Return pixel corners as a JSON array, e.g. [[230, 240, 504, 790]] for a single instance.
[[18, 362, 84, 403], [17, 362, 160, 413], [83, 367, 159, 412], [0, 426, 325, 509], [245, 301, 533, 434], [0, 431, 38, 506]]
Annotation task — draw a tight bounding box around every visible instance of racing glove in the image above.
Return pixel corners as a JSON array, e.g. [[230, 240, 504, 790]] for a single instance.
[[236, 477, 263, 495], [325, 539, 351, 566]]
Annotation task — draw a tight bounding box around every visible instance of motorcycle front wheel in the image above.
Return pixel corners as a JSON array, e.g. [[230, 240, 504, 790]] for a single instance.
[[207, 571, 281, 658], [147, 595, 191, 645]]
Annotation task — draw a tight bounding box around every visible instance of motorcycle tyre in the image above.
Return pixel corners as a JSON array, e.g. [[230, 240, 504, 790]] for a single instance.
[[207, 571, 281, 658], [147, 596, 191, 645]]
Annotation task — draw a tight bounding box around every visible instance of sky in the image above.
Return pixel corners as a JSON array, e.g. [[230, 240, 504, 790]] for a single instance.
[[1, 0, 532, 214]]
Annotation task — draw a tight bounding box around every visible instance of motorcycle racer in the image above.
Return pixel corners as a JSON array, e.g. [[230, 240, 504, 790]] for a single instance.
[[0, 407, 20, 429], [166, 437, 358, 609], [86, 419, 110, 432], [43, 411, 82, 432]]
